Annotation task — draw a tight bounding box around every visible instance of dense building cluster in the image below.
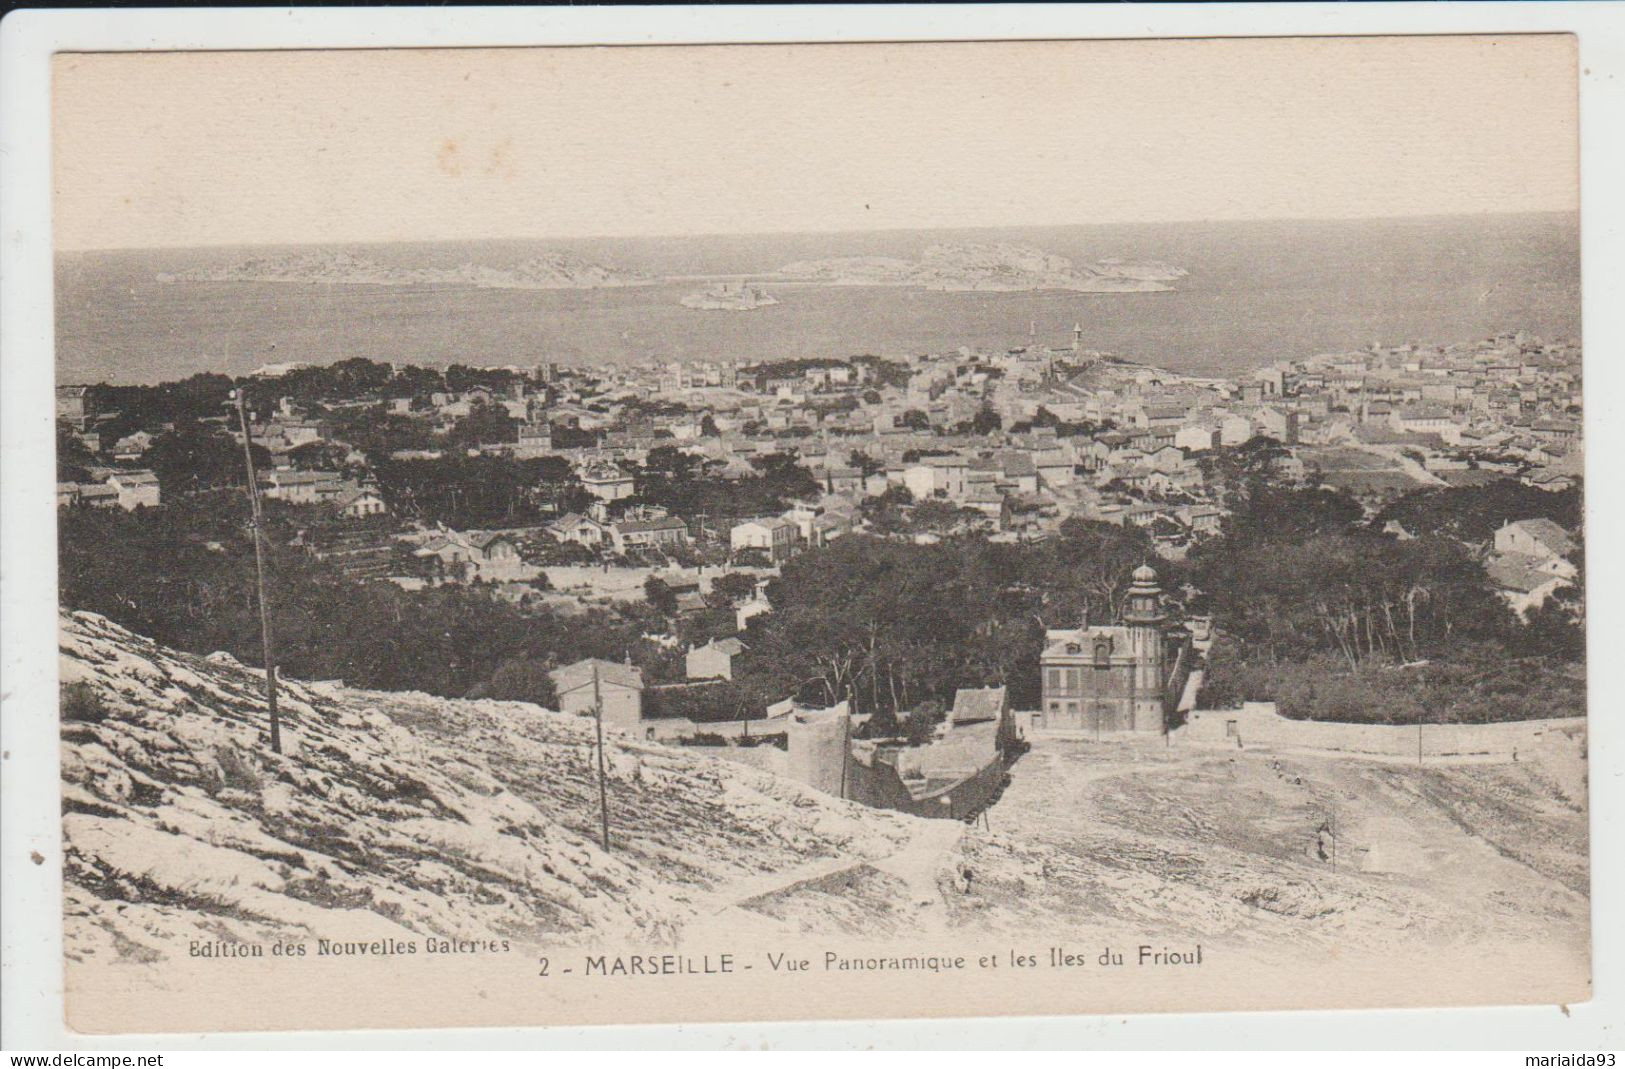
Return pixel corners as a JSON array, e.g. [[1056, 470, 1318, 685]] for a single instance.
[[55, 325, 1583, 644]]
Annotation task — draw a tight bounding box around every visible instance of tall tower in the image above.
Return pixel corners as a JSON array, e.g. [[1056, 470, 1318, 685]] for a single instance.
[[1123, 563, 1168, 733], [1072, 322, 1083, 352]]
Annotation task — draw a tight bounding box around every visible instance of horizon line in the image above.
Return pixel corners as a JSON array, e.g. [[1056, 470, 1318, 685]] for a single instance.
[[55, 208, 1580, 256]]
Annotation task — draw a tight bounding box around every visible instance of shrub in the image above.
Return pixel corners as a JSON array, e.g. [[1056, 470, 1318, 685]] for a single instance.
[[214, 745, 263, 791], [60, 681, 110, 723]]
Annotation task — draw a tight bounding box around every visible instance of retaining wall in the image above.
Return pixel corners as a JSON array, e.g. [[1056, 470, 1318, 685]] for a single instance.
[[1176, 702, 1584, 762], [891, 721, 999, 778], [845, 750, 1008, 821]]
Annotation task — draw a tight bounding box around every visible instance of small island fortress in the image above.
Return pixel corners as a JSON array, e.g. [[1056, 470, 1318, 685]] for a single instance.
[[1037, 564, 1192, 734], [680, 282, 779, 311]]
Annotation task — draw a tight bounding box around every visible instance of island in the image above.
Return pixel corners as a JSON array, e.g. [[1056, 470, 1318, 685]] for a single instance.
[[773, 242, 1187, 292], [156, 250, 656, 289], [680, 282, 780, 311]]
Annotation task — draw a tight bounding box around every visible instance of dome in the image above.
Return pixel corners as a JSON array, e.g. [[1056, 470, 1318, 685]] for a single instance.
[[1132, 563, 1158, 583]]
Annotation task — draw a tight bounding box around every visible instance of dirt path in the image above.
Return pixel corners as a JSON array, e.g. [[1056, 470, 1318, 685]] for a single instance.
[[708, 815, 965, 928], [1350, 441, 1446, 486], [869, 819, 965, 932]]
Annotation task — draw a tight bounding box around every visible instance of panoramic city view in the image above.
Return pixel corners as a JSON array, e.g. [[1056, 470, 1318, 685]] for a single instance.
[[45, 37, 1586, 1030]]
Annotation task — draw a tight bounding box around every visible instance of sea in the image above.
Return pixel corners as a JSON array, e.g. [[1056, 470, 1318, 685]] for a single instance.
[[54, 214, 1580, 386]]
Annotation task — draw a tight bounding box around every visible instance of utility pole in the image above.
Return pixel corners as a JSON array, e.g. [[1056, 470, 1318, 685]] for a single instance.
[[838, 685, 853, 801], [233, 389, 282, 755], [591, 662, 612, 852]]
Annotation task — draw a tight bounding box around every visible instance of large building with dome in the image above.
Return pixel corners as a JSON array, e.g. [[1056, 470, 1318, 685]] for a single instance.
[[1036, 563, 1192, 735]]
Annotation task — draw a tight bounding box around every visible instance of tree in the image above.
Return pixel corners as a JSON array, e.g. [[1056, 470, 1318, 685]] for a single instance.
[[902, 701, 943, 746], [1374, 480, 1581, 544], [372, 453, 575, 527], [474, 658, 560, 708], [1200, 435, 1291, 500], [859, 484, 913, 536], [644, 575, 679, 616], [971, 401, 1002, 436], [738, 536, 1056, 715], [285, 440, 351, 472], [57, 425, 96, 482], [446, 397, 516, 448], [1051, 518, 1153, 625], [1222, 485, 1363, 545], [910, 499, 970, 536], [709, 572, 759, 605], [1185, 532, 1511, 669], [849, 450, 886, 479], [146, 423, 269, 494], [1520, 534, 1585, 661], [700, 414, 721, 437], [898, 409, 931, 432], [643, 445, 704, 481], [59, 493, 667, 701]]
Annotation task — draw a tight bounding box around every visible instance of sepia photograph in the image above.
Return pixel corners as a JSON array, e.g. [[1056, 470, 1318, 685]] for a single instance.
[[9, 21, 1603, 1042]]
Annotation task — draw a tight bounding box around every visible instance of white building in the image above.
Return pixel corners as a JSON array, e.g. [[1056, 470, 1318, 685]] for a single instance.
[[106, 470, 161, 510], [730, 518, 800, 563], [549, 659, 645, 733], [686, 637, 746, 681]]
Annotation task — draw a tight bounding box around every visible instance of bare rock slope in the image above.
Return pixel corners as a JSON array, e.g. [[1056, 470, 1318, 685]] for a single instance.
[[57, 611, 1588, 974], [58, 611, 920, 965]]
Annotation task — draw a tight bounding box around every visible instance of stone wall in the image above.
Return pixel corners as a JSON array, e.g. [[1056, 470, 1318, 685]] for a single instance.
[[890, 721, 999, 779], [1175, 701, 1584, 763], [844, 746, 1008, 821]]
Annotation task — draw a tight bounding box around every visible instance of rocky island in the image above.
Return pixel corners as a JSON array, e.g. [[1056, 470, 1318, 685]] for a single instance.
[[156, 250, 655, 289], [774, 242, 1186, 292], [680, 282, 780, 311]]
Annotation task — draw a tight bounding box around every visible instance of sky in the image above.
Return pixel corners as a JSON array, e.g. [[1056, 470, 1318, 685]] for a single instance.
[[51, 35, 1579, 251]]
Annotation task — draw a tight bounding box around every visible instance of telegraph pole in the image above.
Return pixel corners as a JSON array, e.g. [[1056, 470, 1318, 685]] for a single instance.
[[838, 685, 853, 801], [233, 389, 282, 755], [591, 662, 612, 851]]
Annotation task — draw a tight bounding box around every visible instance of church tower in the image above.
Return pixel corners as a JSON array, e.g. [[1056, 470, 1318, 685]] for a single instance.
[[1123, 563, 1169, 733]]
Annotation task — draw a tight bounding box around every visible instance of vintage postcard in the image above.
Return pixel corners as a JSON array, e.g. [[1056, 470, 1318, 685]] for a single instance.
[[42, 33, 1587, 1035]]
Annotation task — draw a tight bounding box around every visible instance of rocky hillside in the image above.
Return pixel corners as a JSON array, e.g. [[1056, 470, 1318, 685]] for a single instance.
[[55, 611, 1588, 981], [58, 611, 921, 966]]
